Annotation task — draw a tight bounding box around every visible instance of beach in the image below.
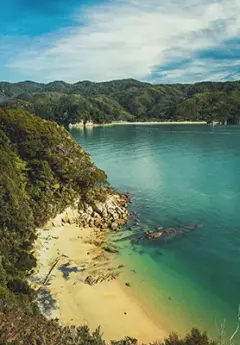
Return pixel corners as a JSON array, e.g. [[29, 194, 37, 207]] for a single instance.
[[69, 121, 207, 128], [102, 121, 207, 126], [31, 220, 168, 343]]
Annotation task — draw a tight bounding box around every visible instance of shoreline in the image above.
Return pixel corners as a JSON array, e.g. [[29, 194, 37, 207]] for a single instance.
[[31, 220, 169, 343], [69, 121, 207, 128]]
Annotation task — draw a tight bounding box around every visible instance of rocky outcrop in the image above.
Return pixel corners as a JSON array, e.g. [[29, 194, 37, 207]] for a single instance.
[[144, 223, 203, 241], [85, 271, 119, 285], [145, 230, 164, 240], [50, 191, 129, 231]]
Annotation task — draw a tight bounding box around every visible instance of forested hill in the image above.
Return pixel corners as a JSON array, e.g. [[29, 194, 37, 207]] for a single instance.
[[0, 79, 240, 125], [0, 108, 217, 345], [0, 108, 107, 315]]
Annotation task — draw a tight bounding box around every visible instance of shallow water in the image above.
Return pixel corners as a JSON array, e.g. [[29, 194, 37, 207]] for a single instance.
[[70, 125, 240, 342]]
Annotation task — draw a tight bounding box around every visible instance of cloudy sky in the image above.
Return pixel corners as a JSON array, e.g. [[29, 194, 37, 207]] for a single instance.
[[1, 0, 239, 83]]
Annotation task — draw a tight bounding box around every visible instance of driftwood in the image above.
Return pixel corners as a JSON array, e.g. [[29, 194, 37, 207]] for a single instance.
[[42, 256, 62, 286]]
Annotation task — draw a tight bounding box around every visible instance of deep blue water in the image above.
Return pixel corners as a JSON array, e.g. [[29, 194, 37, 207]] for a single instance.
[[70, 125, 240, 342]]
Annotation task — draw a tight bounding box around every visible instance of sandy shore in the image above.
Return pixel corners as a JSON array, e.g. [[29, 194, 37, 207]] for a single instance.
[[31, 222, 168, 343], [69, 121, 207, 128], [101, 121, 207, 126]]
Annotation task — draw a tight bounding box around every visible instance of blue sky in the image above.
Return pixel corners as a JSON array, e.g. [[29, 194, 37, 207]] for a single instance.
[[0, 0, 239, 83]]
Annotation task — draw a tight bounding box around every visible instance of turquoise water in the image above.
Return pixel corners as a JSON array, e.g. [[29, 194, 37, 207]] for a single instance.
[[70, 125, 240, 342]]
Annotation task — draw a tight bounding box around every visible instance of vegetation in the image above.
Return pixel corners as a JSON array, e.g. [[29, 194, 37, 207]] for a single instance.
[[0, 312, 217, 345], [0, 108, 107, 315], [0, 79, 240, 125], [0, 107, 223, 344]]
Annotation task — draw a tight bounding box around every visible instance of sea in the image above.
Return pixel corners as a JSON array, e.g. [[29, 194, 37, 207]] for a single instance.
[[70, 124, 240, 343]]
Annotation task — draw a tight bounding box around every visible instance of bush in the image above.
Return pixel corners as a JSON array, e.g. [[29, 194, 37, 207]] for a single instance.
[[0, 108, 108, 314]]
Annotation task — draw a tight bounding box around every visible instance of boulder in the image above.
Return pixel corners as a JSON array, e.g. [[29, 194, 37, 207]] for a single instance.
[[85, 276, 95, 286], [145, 230, 163, 240], [111, 222, 119, 231], [104, 245, 119, 254]]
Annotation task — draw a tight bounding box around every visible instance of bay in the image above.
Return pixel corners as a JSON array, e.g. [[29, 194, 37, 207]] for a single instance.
[[70, 124, 240, 342]]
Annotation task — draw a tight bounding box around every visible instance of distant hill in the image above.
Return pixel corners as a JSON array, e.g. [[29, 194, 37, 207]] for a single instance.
[[1, 79, 240, 125]]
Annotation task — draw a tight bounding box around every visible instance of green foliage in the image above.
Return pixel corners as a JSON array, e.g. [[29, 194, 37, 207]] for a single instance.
[[176, 91, 240, 124], [0, 314, 218, 345], [0, 106, 221, 345], [152, 328, 217, 345], [0, 108, 107, 314], [0, 312, 107, 345], [1, 79, 240, 125]]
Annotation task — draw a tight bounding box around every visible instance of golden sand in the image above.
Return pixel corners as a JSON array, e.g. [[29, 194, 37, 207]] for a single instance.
[[32, 222, 168, 343]]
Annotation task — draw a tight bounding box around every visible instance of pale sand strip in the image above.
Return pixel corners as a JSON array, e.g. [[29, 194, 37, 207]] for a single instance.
[[70, 121, 207, 128], [100, 121, 207, 126], [32, 223, 168, 343]]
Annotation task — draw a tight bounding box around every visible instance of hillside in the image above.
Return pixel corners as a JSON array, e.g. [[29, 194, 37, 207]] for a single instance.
[[0, 107, 118, 343], [0, 108, 219, 344], [1, 79, 240, 125], [0, 107, 109, 312]]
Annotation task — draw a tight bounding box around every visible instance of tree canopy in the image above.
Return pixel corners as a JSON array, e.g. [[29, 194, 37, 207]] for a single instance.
[[1, 79, 240, 125]]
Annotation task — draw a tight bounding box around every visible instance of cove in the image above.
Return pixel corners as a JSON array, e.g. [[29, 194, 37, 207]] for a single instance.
[[70, 124, 240, 342]]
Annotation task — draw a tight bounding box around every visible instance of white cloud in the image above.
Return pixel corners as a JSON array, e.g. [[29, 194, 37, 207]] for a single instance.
[[7, 0, 240, 83], [151, 60, 240, 84]]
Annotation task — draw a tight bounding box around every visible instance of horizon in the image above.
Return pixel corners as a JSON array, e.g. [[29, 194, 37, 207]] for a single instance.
[[1, 0, 240, 84]]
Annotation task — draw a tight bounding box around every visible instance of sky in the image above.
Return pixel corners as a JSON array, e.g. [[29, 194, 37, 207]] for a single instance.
[[0, 0, 239, 84]]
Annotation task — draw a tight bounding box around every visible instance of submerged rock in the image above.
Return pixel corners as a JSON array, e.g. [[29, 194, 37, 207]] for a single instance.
[[145, 230, 163, 240], [143, 223, 203, 241], [104, 245, 119, 254]]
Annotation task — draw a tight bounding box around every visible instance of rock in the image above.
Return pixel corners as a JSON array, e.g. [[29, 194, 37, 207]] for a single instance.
[[87, 206, 93, 215], [89, 219, 95, 227], [94, 219, 101, 227], [104, 245, 119, 254], [156, 225, 164, 231], [43, 221, 52, 230], [125, 282, 131, 287], [111, 222, 119, 231], [93, 201, 104, 215], [112, 213, 119, 221], [102, 210, 108, 219], [51, 191, 129, 231], [85, 276, 95, 286], [52, 219, 62, 227], [145, 230, 163, 240]]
